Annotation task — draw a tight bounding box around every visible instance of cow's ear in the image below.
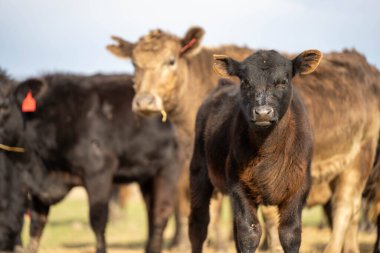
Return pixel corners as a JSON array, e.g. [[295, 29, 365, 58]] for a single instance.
[[213, 54, 241, 78], [106, 35, 134, 59], [180, 26, 205, 57], [14, 78, 47, 107], [292, 50, 323, 76]]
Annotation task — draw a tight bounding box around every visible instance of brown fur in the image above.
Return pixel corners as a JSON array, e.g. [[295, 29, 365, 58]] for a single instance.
[[262, 50, 380, 253]]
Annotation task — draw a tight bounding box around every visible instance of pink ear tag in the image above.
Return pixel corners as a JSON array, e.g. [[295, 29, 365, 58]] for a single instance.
[[22, 91, 36, 112], [180, 38, 197, 55]]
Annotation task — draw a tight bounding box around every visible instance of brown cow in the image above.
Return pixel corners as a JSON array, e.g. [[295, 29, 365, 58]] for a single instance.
[[107, 27, 251, 249], [107, 26, 380, 253], [188, 49, 321, 253], [262, 50, 380, 253], [362, 137, 380, 253]]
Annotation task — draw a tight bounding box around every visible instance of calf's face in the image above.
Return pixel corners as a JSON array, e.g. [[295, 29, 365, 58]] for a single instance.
[[214, 50, 322, 129], [107, 27, 204, 117]]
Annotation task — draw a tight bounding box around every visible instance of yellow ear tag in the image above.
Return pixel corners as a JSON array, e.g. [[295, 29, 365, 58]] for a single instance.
[[161, 110, 167, 122]]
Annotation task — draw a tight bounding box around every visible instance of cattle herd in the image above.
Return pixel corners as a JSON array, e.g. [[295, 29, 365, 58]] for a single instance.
[[0, 26, 380, 253]]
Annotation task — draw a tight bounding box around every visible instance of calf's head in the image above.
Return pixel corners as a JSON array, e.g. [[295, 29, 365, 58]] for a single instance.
[[214, 50, 322, 129], [107, 27, 204, 117]]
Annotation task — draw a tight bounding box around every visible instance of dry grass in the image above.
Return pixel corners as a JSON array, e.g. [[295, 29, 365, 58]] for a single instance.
[[21, 186, 377, 253]]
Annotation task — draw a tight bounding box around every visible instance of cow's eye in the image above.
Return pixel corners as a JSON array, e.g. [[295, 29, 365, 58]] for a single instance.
[[275, 79, 288, 85], [167, 58, 176, 66]]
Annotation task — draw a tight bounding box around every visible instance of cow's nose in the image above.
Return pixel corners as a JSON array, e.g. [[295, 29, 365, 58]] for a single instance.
[[132, 93, 162, 115], [135, 94, 156, 108], [254, 106, 274, 117]]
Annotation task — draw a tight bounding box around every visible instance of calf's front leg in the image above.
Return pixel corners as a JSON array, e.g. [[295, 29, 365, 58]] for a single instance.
[[230, 183, 262, 253]]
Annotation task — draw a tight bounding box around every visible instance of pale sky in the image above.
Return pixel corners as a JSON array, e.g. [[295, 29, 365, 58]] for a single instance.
[[1, 0, 379, 78]]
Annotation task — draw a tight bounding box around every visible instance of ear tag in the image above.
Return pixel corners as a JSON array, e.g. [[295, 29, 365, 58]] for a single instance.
[[180, 38, 197, 55], [22, 91, 36, 112]]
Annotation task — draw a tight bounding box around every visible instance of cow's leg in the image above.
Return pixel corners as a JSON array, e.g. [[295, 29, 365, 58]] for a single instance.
[[14, 233, 23, 253], [322, 199, 333, 229], [278, 189, 308, 253], [324, 140, 375, 253], [26, 196, 50, 253], [208, 192, 226, 252], [148, 164, 179, 253], [170, 206, 182, 247], [14, 206, 25, 253], [343, 140, 376, 253], [232, 217, 240, 252], [374, 215, 380, 253], [189, 146, 213, 253], [171, 161, 191, 250], [139, 180, 155, 250], [85, 172, 113, 253], [323, 174, 359, 253], [230, 183, 261, 253], [260, 205, 283, 253], [342, 198, 361, 253]]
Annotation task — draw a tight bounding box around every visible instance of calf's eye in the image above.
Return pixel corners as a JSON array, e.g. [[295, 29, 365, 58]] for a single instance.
[[275, 79, 288, 85]]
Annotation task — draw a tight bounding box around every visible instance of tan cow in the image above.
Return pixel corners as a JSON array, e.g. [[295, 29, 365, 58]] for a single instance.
[[107, 27, 380, 253], [261, 51, 380, 253], [107, 27, 251, 250]]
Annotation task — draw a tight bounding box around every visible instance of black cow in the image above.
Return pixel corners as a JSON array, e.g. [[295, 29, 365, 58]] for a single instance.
[[189, 50, 322, 253], [0, 71, 180, 253], [0, 70, 26, 253]]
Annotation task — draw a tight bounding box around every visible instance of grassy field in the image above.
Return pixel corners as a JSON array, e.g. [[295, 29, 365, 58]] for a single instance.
[[20, 185, 377, 253]]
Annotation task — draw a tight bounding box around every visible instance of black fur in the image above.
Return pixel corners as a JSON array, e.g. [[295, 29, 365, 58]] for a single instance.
[[189, 50, 318, 253]]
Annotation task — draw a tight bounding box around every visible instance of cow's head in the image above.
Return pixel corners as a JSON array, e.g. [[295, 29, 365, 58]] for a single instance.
[[107, 27, 204, 118], [213, 50, 322, 129], [0, 72, 46, 145]]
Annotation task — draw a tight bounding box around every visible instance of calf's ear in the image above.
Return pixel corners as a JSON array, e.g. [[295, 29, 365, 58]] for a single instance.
[[180, 26, 205, 57], [14, 78, 47, 107], [213, 54, 241, 78], [106, 36, 134, 59], [292, 50, 323, 75]]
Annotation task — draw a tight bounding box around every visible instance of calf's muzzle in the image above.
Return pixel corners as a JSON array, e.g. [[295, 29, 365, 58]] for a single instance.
[[252, 105, 275, 127]]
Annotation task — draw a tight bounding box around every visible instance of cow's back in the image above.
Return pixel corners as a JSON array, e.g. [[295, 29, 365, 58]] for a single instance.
[[294, 50, 380, 182]]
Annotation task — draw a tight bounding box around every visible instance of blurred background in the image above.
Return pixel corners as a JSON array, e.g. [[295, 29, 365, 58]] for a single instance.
[[1, 1, 379, 252], [1, 0, 379, 79]]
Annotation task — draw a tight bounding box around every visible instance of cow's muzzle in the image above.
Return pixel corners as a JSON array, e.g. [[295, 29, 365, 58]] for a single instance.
[[251, 106, 276, 127], [132, 93, 166, 120]]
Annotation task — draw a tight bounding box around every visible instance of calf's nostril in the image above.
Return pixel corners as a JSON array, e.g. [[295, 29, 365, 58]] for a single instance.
[[254, 109, 261, 115], [266, 108, 273, 115]]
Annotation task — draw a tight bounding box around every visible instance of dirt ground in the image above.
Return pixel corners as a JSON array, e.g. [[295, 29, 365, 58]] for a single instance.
[[27, 187, 376, 253]]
